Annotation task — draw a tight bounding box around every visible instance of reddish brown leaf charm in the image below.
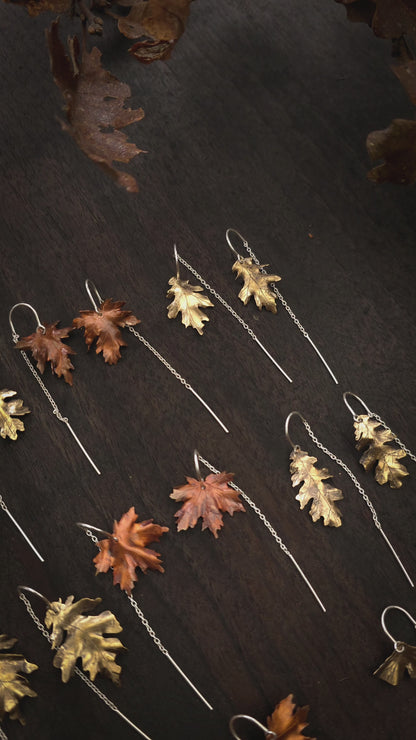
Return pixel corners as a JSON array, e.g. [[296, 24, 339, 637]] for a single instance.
[[16, 322, 75, 385], [267, 693, 314, 740], [73, 298, 140, 364], [94, 507, 169, 594], [170, 472, 245, 537]]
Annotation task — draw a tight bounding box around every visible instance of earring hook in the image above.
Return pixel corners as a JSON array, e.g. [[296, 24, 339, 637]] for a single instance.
[[9, 303, 46, 341], [229, 714, 276, 739], [381, 605, 416, 649], [343, 392, 372, 419], [77, 522, 118, 542], [85, 279, 104, 313], [17, 585, 52, 609], [225, 228, 248, 260], [173, 244, 181, 280], [193, 449, 203, 481], [285, 411, 306, 449]]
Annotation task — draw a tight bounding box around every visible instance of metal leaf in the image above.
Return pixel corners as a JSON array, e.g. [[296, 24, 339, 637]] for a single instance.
[[232, 258, 281, 312], [354, 415, 409, 488], [374, 641, 416, 685], [0, 389, 30, 441], [166, 276, 213, 335], [0, 634, 37, 725], [290, 448, 343, 527]]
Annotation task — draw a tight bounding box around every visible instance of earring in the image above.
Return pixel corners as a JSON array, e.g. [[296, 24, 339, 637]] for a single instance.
[[166, 245, 214, 334], [229, 695, 313, 740], [285, 412, 414, 587], [77, 511, 213, 710], [171, 450, 326, 612], [76, 279, 229, 433], [0, 389, 30, 441], [225, 229, 338, 385], [0, 634, 37, 731], [171, 247, 293, 383], [9, 303, 100, 475], [374, 605, 416, 685], [18, 586, 152, 739], [343, 392, 414, 489]]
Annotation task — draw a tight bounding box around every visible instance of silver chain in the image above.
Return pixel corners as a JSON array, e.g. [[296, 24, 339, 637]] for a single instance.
[[19, 593, 52, 641], [368, 412, 416, 464]]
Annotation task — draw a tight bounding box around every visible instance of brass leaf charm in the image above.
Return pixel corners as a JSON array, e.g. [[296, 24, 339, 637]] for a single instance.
[[166, 276, 214, 334], [290, 448, 343, 527], [374, 641, 416, 685], [0, 389, 30, 441], [354, 415, 409, 488], [45, 595, 124, 683], [232, 257, 281, 312], [0, 634, 37, 725]]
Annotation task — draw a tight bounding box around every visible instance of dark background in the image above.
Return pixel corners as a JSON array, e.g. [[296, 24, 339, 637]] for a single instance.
[[1, 1, 416, 738]]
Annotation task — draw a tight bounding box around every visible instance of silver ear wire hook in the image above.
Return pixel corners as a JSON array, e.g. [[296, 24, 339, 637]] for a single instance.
[[9, 303, 46, 342], [225, 228, 247, 260], [229, 714, 276, 739], [85, 279, 104, 313], [285, 411, 306, 449], [77, 522, 118, 542], [193, 449, 203, 481], [381, 605, 416, 651], [343, 392, 372, 419], [173, 244, 181, 279], [17, 585, 52, 609]]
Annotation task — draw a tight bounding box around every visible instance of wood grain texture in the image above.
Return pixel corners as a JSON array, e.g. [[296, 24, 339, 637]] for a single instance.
[[1, 1, 416, 739]]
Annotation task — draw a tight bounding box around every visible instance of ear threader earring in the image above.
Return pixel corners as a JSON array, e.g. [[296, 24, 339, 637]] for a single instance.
[[285, 411, 414, 587], [74, 279, 229, 433], [166, 246, 293, 383], [229, 695, 312, 740], [226, 229, 339, 385], [343, 392, 415, 489], [0, 633, 37, 740], [374, 605, 416, 686]]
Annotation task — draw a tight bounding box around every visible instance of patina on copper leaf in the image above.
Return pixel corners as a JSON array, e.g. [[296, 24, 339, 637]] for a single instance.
[[73, 298, 140, 364], [15, 322, 75, 385], [46, 19, 144, 192]]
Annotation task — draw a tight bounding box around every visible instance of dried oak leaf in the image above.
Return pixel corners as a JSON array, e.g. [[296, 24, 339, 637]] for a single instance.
[[354, 415, 408, 487], [166, 277, 214, 334], [267, 694, 314, 740], [170, 471, 245, 537], [290, 448, 343, 527], [45, 595, 124, 683], [0, 389, 30, 441], [0, 635, 37, 725], [367, 118, 416, 184], [374, 641, 416, 685], [15, 322, 75, 385], [73, 298, 140, 364], [232, 258, 281, 313], [47, 20, 144, 193], [116, 0, 191, 63], [94, 507, 169, 594]]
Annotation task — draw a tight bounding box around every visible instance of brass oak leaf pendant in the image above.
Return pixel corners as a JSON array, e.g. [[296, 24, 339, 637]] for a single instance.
[[170, 471, 245, 537], [374, 642, 416, 685], [45, 595, 124, 683], [232, 257, 281, 312], [94, 507, 169, 595], [15, 322, 75, 385], [0, 389, 30, 441], [267, 693, 314, 739], [354, 415, 409, 488], [166, 276, 214, 334], [73, 298, 140, 364], [0, 635, 37, 725], [290, 448, 343, 527]]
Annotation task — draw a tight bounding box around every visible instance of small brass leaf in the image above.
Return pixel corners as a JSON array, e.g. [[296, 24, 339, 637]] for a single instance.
[[0, 389, 30, 441], [354, 415, 409, 488], [374, 642, 416, 685], [0, 634, 37, 725], [166, 276, 213, 334], [232, 257, 281, 312], [290, 448, 343, 527]]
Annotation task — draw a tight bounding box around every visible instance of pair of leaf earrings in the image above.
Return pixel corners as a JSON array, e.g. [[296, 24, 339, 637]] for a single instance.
[[166, 229, 339, 385]]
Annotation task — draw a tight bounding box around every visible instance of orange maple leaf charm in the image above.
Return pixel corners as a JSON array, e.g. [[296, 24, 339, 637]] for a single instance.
[[15, 322, 75, 385], [267, 694, 314, 740], [170, 472, 245, 537], [93, 507, 169, 594], [73, 298, 140, 364]]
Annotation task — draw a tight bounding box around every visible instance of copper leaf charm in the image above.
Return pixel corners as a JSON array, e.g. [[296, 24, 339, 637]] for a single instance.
[[15, 322, 75, 385], [290, 448, 343, 527], [0, 635, 37, 725], [73, 298, 140, 364], [166, 277, 213, 335], [232, 257, 281, 312], [267, 693, 314, 739], [354, 415, 409, 488], [0, 389, 30, 440], [374, 642, 416, 686], [170, 471, 245, 537]]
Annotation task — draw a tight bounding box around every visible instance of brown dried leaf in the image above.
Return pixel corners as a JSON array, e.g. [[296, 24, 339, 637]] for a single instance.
[[170, 472, 245, 537], [15, 322, 75, 385], [166, 277, 214, 334], [232, 258, 281, 313], [129, 38, 174, 63], [367, 118, 416, 184], [94, 507, 169, 594], [372, 0, 416, 40], [117, 0, 191, 63], [73, 298, 140, 364], [0, 389, 30, 441], [0, 635, 37, 725], [354, 415, 409, 487], [47, 20, 145, 192], [374, 641, 416, 685], [290, 448, 343, 527], [3, 0, 72, 17], [267, 694, 314, 739]]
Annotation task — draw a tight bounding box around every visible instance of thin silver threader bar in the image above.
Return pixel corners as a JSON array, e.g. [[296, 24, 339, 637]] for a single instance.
[[0, 494, 44, 562]]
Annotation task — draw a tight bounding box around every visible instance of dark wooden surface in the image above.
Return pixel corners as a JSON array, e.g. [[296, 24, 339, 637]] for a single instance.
[[1, 1, 416, 738]]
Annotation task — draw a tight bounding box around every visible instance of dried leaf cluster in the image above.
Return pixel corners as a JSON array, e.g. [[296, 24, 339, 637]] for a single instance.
[[0, 635, 37, 725], [170, 471, 246, 537], [73, 297, 140, 363], [166, 277, 214, 334], [0, 389, 30, 441], [45, 595, 125, 683], [354, 415, 409, 488], [290, 448, 343, 527], [94, 507, 169, 594], [374, 641, 416, 685], [336, 1, 416, 184], [232, 258, 281, 313], [267, 693, 314, 739]]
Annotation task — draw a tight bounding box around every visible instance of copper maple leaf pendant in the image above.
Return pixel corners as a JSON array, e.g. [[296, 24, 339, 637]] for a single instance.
[[73, 298, 140, 364], [15, 322, 75, 385]]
